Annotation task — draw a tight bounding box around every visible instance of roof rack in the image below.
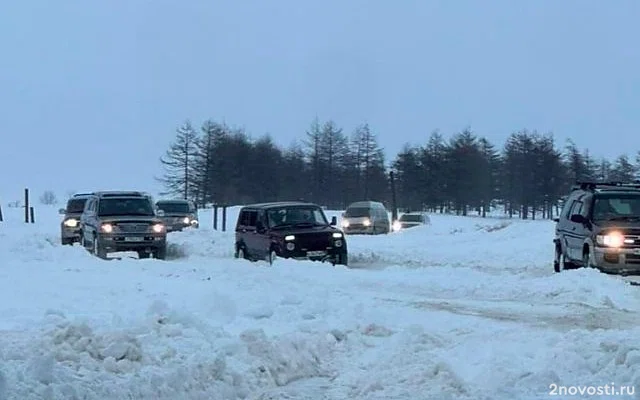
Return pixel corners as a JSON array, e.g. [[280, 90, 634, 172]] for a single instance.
[[573, 181, 640, 191], [94, 191, 148, 197]]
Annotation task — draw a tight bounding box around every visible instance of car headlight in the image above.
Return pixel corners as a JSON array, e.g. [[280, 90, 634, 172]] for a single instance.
[[190, 219, 198, 225], [64, 218, 78, 228], [152, 223, 165, 233], [101, 223, 113, 233], [285, 235, 295, 241], [332, 232, 343, 238], [596, 231, 625, 247], [363, 218, 371, 227], [341, 220, 349, 228], [182, 217, 190, 224], [392, 220, 402, 231]]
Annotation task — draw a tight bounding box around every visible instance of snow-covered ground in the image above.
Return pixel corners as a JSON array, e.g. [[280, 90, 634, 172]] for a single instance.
[[1, 205, 640, 399]]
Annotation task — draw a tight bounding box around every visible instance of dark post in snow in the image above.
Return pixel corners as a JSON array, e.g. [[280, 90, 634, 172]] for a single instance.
[[213, 205, 218, 230], [222, 206, 227, 232], [30, 206, 35, 223], [389, 171, 398, 222], [0, 202, 3, 222], [24, 188, 29, 223]]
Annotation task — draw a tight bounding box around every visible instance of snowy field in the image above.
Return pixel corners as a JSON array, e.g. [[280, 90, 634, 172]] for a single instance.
[[1, 205, 640, 400]]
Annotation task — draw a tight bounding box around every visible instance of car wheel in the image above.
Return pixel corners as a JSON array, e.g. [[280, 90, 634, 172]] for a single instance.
[[554, 245, 562, 272], [582, 249, 592, 268], [93, 236, 107, 259], [267, 250, 277, 266], [138, 251, 151, 259], [153, 246, 167, 260], [236, 246, 246, 260]]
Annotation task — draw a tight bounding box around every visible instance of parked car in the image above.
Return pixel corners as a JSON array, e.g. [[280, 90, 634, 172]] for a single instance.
[[554, 181, 640, 274], [341, 201, 390, 234], [155, 199, 199, 231], [392, 212, 431, 231], [234, 201, 348, 266], [79, 191, 167, 259], [58, 193, 94, 245]]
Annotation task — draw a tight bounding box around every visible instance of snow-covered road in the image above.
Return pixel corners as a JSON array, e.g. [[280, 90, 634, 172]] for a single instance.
[[1, 206, 639, 399]]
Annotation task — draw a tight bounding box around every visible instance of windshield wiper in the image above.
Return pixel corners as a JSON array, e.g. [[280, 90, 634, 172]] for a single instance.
[[606, 216, 640, 221]]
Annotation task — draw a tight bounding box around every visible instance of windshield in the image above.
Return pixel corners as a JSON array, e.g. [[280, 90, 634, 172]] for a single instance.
[[66, 198, 87, 213], [400, 214, 422, 222], [156, 202, 190, 214], [592, 195, 640, 220], [98, 198, 155, 217], [344, 207, 370, 218], [267, 206, 328, 228]]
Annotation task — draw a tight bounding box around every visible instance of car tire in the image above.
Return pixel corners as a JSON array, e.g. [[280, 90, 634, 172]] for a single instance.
[[267, 250, 277, 266], [61, 238, 73, 246], [582, 249, 592, 268], [93, 236, 107, 259], [154, 246, 167, 260], [554, 245, 577, 272], [333, 253, 348, 266], [235, 246, 246, 260]]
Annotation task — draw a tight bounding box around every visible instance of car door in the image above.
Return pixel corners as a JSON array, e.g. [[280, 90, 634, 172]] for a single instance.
[[254, 210, 272, 257], [565, 198, 585, 261], [240, 210, 261, 256]]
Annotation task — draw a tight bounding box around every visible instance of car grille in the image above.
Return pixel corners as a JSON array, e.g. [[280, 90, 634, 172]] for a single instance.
[[117, 223, 150, 233], [293, 233, 333, 251]]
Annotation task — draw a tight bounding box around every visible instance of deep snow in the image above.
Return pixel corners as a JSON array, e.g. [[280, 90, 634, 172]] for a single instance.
[[1, 205, 639, 399]]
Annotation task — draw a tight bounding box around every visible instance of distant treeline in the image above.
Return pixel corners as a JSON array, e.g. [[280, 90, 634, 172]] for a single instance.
[[157, 119, 640, 219]]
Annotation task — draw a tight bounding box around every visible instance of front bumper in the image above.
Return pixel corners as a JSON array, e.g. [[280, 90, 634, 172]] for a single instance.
[[278, 241, 347, 262], [343, 224, 374, 234], [61, 226, 81, 240], [593, 247, 640, 274], [98, 233, 166, 251]]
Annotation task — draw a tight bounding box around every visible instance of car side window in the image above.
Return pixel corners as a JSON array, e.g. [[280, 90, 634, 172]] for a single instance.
[[562, 198, 576, 218], [570, 201, 583, 216], [241, 211, 257, 227], [579, 196, 592, 217]]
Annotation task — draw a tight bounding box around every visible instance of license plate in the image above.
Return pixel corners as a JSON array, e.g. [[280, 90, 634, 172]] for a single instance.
[[307, 250, 326, 257], [124, 237, 144, 242]]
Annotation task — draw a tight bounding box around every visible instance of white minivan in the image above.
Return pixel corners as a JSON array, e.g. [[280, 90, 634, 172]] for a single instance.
[[341, 201, 390, 234]]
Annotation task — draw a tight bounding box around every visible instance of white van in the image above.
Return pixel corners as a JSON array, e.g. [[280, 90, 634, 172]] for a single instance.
[[341, 201, 390, 234]]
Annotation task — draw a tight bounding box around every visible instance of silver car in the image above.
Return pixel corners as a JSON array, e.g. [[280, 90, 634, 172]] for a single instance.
[[59, 193, 93, 245], [155, 199, 199, 232], [392, 212, 430, 231]]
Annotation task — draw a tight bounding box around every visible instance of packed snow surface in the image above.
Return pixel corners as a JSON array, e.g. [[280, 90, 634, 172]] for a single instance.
[[1, 206, 640, 399]]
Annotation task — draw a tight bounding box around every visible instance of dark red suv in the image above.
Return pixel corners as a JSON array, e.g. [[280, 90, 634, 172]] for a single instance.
[[234, 201, 348, 266]]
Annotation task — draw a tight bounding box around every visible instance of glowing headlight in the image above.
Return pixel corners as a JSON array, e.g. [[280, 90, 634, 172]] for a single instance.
[[285, 235, 295, 241], [190, 219, 198, 225], [101, 223, 113, 233], [392, 220, 402, 231], [332, 232, 343, 238], [341, 220, 350, 228], [596, 231, 624, 247], [63, 218, 78, 228], [363, 218, 371, 227], [152, 224, 165, 233], [182, 217, 190, 224]]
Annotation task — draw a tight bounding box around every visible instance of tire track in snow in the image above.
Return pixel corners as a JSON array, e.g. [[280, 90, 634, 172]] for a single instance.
[[411, 298, 640, 331]]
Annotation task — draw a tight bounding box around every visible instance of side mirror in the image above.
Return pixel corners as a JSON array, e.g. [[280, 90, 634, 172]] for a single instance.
[[58, 208, 66, 215], [570, 214, 585, 224], [156, 209, 165, 217], [330, 216, 337, 226]]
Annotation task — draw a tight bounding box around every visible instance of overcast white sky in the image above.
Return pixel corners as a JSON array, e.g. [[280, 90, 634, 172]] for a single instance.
[[2, 0, 639, 201]]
